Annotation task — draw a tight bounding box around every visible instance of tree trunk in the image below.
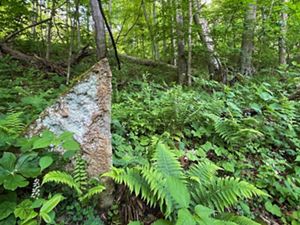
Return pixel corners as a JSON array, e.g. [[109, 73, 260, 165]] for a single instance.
[[187, 0, 193, 86], [45, 0, 56, 60], [75, 0, 81, 49], [31, 0, 38, 37], [90, 0, 107, 60], [153, 0, 160, 60], [279, 0, 288, 65], [193, 0, 225, 83], [240, 1, 257, 76], [142, 0, 158, 60], [176, 1, 187, 85]]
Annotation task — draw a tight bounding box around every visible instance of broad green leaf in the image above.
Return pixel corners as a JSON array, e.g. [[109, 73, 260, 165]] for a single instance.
[[62, 139, 80, 151], [15, 153, 40, 178], [265, 201, 282, 217], [39, 156, 53, 171], [3, 174, 29, 191], [14, 199, 37, 221], [0, 166, 10, 184], [0, 152, 16, 171], [0, 192, 17, 220], [40, 212, 52, 224], [32, 131, 55, 149], [0, 214, 16, 225], [31, 199, 45, 209], [176, 208, 196, 225], [40, 194, 65, 214]]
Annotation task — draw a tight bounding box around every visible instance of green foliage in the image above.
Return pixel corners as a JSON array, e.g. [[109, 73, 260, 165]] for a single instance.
[[43, 155, 105, 203], [105, 143, 264, 224], [112, 74, 300, 223]]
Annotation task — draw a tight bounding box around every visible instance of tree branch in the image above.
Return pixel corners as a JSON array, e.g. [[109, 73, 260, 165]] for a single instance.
[[3, 18, 52, 43]]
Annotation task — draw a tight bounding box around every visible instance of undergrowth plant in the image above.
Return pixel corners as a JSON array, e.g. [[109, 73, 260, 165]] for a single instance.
[[105, 143, 267, 225]]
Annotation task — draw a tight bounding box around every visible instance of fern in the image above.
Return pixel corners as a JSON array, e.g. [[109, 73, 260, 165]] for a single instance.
[[43, 171, 82, 195], [214, 119, 263, 145], [73, 154, 88, 192], [79, 185, 105, 202], [191, 177, 267, 212], [153, 143, 183, 178], [188, 160, 221, 185], [0, 112, 24, 135], [106, 143, 265, 223]]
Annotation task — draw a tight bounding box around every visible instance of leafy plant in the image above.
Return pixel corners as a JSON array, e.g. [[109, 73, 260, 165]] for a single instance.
[[105, 143, 266, 224], [43, 154, 105, 203]]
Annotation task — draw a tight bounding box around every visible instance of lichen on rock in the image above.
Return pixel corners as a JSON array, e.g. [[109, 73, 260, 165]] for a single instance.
[[27, 58, 112, 177]]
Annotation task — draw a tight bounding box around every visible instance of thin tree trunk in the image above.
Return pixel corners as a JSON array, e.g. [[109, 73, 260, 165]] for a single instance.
[[193, 0, 225, 82], [142, 0, 158, 60], [279, 0, 288, 65], [90, 0, 107, 60], [187, 0, 193, 86], [66, 0, 74, 85], [240, 1, 257, 76], [75, 0, 81, 49], [31, 0, 38, 37], [46, 0, 56, 60], [153, 0, 160, 60], [176, 1, 187, 85], [161, 0, 167, 61]]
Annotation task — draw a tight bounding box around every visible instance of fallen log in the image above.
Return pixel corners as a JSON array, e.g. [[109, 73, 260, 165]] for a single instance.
[[120, 54, 177, 69], [0, 43, 66, 75]]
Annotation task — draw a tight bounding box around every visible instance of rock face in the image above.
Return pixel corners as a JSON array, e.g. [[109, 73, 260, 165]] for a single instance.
[[27, 59, 112, 177]]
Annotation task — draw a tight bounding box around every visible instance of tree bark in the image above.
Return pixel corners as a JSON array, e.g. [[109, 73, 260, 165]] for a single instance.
[[142, 0, 158, 60], [279, 0, 288, 65], [90, 0, 107, 60], [0, 43, 66, 75], [240, 1, 257, 76], [45, 0, 56, 60], [75, 0, 81, 49], [187, 0, 193, 86], [176, 0, 187, 85], [193, 0, 225, 83]]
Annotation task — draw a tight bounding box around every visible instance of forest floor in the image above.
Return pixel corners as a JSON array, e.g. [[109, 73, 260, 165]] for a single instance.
[[1, 50, 300, 225]]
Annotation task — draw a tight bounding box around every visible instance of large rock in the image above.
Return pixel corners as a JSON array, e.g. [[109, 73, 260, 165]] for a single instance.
[[27, 58, 112, 177]]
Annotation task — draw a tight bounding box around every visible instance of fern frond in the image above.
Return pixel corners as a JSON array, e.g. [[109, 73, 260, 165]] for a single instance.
[[0, 112, 24, 135], [214, 119, 239, 144], [79, 185, 105, 202], [153, 143, 183, 178], [104, 167, 154, 207], [73, 154, 88, 192], [217, 213, 261, 225], [141, 166, 174, 214], [188, 160, 221, 185], [192, 177, 267, 212], [43, 171, 82, 195]]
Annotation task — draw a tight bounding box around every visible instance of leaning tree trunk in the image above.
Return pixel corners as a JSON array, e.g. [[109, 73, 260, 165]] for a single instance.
[[279, 0, 288, 65], [240, 0, 257, 76], [193, 0, 226, 83], [90, 0, 106, 59], [176, 0, 187, 85]]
